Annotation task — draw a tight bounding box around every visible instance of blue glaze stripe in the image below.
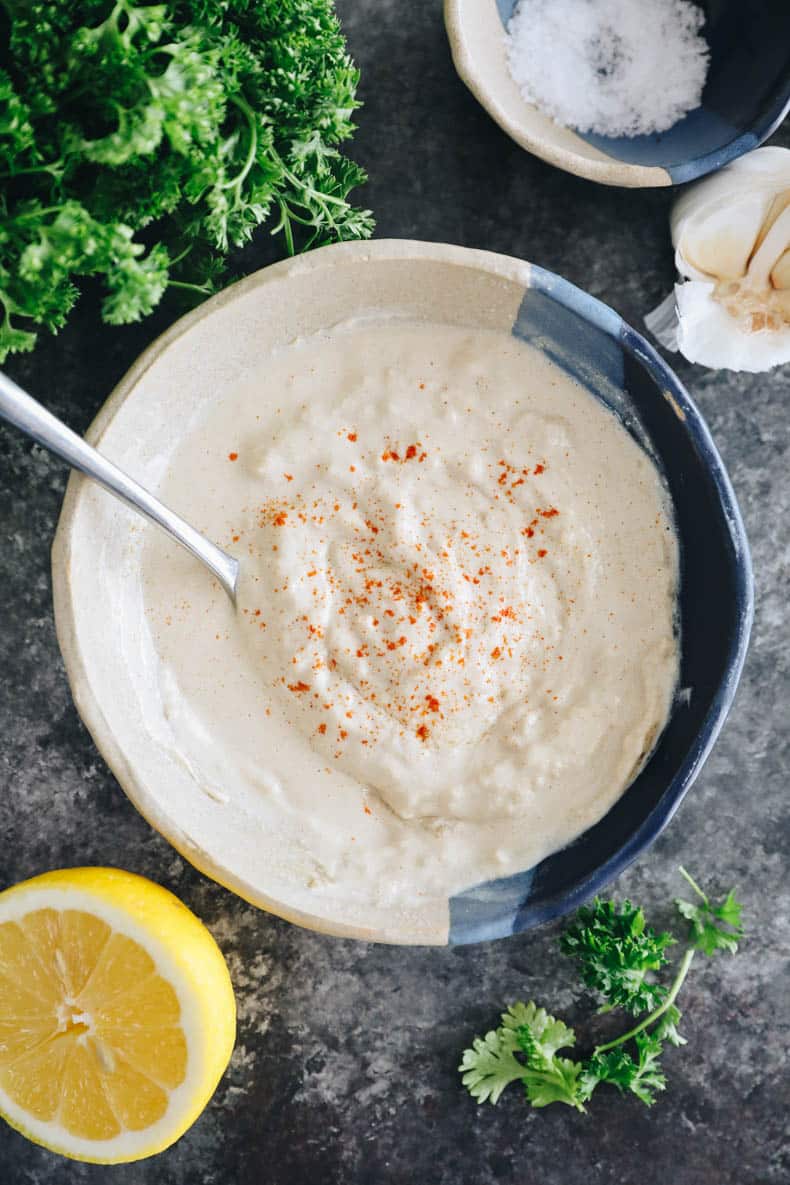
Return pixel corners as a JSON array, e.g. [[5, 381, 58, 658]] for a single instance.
[[527, 266, 623, 340], [449, 869, 535, 945], [494, 0, 514, 27]]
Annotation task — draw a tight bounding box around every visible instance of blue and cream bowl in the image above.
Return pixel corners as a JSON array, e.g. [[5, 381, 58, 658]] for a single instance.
[[445, 0, 790, 187], [52, 241, 753, 945]]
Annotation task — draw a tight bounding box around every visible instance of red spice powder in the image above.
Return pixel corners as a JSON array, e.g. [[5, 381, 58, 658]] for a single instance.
[[252, 432, 561, 752], [381, 442, 425, 463]]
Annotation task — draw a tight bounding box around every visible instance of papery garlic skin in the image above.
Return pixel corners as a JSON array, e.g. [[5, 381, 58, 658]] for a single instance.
[[646, 147, 790, 373]]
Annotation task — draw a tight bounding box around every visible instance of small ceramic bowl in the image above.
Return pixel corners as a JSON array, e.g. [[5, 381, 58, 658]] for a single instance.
[[445, 0, 790, 187], [52, 241, 752, 945]]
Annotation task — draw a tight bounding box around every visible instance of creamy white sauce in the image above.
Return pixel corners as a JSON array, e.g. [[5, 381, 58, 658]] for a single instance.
[[141, 323, 679, 907]]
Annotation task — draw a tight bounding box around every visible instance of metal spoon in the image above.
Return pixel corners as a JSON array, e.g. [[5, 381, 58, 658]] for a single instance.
[[0, 370, 239, 601]]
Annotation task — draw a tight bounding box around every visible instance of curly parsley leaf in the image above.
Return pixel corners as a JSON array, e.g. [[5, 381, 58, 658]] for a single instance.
[[510, 1002, 568, 1046], [560, 898, 675, 1015], [0, 312, 36, 358], [0, 0, 373, 360], [459, 1002, 587, 1111], [514, 1006, 586, 1112], [652, 1003, 686, 1048], [676, 868, 744, 956], [585, 1032, 667, 1105], [0, 70, 37, 170], [458, 1013, 527, 1105]]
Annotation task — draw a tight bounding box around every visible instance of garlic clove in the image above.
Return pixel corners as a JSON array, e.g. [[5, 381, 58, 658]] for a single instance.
[[774, 289, 790, 318], [743, 202, 790, 289], [676, 191, 770, 281], [671, 146, 790, 237], [771, 249, 790, 291], [647, 146, 790, 372], [752, 190, 790, 258]]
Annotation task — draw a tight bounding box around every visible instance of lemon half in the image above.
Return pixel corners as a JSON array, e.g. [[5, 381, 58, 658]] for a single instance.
[[0, 867, 235, 1163]]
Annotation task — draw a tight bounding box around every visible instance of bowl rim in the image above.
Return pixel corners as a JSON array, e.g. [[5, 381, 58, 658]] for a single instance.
[[444, 0, 790, 189], [52, 239, 754, 945]]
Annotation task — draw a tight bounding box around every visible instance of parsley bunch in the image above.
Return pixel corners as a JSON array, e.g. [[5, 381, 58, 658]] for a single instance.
[[0, 0, 373, 360], [460, 868, 744, 1112]]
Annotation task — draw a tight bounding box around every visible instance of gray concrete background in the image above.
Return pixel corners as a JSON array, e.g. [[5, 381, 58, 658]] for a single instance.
[[1, 3, 788, 1182]]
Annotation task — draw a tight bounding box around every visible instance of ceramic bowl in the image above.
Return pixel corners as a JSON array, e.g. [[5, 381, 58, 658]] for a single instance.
[[52, 240, 753, 945], [445, 0, 790, 187]]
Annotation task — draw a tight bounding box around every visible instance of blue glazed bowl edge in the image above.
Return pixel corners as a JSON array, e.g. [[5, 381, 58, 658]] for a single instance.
[[447, 271, 755, 945]]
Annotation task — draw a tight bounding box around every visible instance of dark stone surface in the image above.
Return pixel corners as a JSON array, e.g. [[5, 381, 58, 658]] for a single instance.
[[1, 4, 788, 1183]]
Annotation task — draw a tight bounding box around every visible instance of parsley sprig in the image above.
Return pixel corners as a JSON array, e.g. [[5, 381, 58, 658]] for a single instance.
[[0, 0, 374, 360], [560, 898, 675, 1016], [459, 867, 744, 1112]]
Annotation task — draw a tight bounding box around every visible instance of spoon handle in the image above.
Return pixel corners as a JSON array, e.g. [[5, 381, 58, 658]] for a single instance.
[[0, 370, 238, 601]]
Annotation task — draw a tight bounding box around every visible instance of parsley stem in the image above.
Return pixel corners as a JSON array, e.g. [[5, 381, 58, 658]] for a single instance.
[[0, 163, 63, 180], [11, 206, 67, 222], [678, 866, 707, 902], [168, 243, 194, 269], [168, 280, 213, 295], [593, 947, 696, 1055], [221, 97, 258, 192]]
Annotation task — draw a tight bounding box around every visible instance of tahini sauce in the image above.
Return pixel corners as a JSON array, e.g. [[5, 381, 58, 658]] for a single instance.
[[142, 324, 679, 906]]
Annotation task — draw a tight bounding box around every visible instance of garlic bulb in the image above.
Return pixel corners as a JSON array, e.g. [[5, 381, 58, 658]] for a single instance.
[[645, 147, 790, 372]]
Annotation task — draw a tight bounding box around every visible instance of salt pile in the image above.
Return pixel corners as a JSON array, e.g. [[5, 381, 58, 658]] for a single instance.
[[506, 0, 710, 138]]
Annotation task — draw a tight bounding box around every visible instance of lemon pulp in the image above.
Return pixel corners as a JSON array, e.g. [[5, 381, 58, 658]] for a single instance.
[[0, 868, 235, 1163]]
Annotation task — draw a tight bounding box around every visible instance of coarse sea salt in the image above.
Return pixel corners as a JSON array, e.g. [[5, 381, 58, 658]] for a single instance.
[[506, 0, 710, 138]]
